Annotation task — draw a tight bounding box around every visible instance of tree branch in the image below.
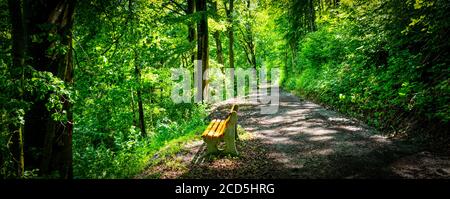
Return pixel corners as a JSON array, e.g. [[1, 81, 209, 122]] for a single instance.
[[162, 2, 185, 16], [169, 0, 187, 13]]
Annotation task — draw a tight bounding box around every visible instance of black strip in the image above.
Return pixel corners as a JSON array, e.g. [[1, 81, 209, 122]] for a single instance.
[[1, 179, 449, 198]]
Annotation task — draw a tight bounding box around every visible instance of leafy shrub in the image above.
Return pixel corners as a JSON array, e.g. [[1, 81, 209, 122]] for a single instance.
[[283, 2, 449, 143]]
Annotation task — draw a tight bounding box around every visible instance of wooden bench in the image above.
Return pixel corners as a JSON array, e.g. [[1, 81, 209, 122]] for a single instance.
[[202, 104, 239, 155]]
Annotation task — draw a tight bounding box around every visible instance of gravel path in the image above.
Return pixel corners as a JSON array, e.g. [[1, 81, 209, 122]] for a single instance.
[[137, 87, 450, 179]]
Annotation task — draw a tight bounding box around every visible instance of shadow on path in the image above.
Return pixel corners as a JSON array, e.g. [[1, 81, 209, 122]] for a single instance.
[[138, 88, 450, 179]]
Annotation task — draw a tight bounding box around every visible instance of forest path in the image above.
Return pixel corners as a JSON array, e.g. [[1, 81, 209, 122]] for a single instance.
[[137, 87, 450, 179]]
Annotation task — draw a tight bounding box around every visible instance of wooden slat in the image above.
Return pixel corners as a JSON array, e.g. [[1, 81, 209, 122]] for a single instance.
[[230, 104, 238, 112], [202, 119, 216, 136], [207, 120, 221, 138], [202, 104, 238, 139], [214, 114, 232, 138], [213, 121, 226, 138], [202, 119, 217, 137]]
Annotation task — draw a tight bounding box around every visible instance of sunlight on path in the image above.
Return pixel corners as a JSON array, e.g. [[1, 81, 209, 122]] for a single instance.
[[139, 86, 450, 179], [231, 87, 448, 178]]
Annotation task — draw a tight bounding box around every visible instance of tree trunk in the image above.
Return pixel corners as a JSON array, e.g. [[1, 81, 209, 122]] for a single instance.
[[137, 89, 146, 137], [130, 89, 137, 127], [228, 30, 234, 68], [134, 54, 146, 137], [196, 0, 208, 101], [19, 0, 75, 178], [214, 31, 224, 65], [284, 48, 289, 83], [250, 41, 256, 69], [212, 2, 224, 66], [225, 0, 234, 69], [8, 0, 26, 177], [242, 0, 256, 69], [187, 0, 196, 63], [8, 0, 26, 77]]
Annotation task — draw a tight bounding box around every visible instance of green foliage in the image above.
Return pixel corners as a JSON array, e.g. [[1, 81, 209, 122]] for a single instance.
[[73, 106, 206, 179], [284, 0, 450, 141], [1, 57, 72, 179], [1, 0, 449, 179], [71, 0, 209, 178]]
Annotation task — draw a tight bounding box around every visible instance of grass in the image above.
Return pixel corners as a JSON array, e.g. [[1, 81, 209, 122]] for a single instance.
[[137, 125, 253, 179], [145, 124, 206, 166]]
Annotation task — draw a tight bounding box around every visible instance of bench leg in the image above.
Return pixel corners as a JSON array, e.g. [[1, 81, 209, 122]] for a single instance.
[[224, 125, 238, 155], [204, 138, 219, 155]]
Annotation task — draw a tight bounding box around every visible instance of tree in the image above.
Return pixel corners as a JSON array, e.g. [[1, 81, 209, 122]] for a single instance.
[[134, 54, 146, 137], [128, 0, 146, 137], [239, 0, 257, 69], [7, 0, 26, 177], [196, 0, 208, 101], [224, 0, 234, 69], [284, 0, 317, 76], [187, 0, 196, 63], [212, 1, 224, 66], [8, 0, 76, 178]]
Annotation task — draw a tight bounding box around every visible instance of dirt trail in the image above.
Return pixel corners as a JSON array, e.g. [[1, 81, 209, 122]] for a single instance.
[[137, 87, 450, 179]]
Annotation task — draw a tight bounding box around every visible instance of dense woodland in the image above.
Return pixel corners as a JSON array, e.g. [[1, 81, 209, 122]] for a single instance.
[[0, 0, 449, 179]]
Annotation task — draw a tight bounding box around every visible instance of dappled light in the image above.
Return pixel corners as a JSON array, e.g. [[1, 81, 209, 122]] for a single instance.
[[0, 0, 448, 180]]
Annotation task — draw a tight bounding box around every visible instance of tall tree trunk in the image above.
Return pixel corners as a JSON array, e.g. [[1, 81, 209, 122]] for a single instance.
[[137, 88, 146, 137], [19, 0, 76, 178], [196, 0, 208, 101], [244, 0, 258, 90], [8, 0, 26, 76], [134, 53, 146, 137], [248, 0, 255, 69], [214, 31, 224, 65], [130, 89, 137, 127], [225, 0, 234, 69], [212, 2, 224, 66], [127, 0, 145, 137], [250, 41, 256, 69], [242, 0, 256, 69], [284, 48, 289, 83], [225, 0, 235, 96], [8, 0, 26, 177], [187, 0, 196, 63]]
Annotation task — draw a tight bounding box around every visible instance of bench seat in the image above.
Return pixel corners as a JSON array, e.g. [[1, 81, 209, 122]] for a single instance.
[[201, 104, 239, 155]]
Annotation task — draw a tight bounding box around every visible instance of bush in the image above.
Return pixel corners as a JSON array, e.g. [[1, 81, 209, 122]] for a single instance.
[[283, 5, 449, 143], [73, 102, 207, 179]]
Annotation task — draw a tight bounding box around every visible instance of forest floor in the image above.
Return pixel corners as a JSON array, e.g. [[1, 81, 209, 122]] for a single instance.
[[136, 87, 450, 179]]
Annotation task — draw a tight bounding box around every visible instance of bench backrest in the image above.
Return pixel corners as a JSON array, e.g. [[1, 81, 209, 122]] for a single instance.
[[230, 104, 239, 113], [202, 104, 238, 139], [225, 104, 238, 128]]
